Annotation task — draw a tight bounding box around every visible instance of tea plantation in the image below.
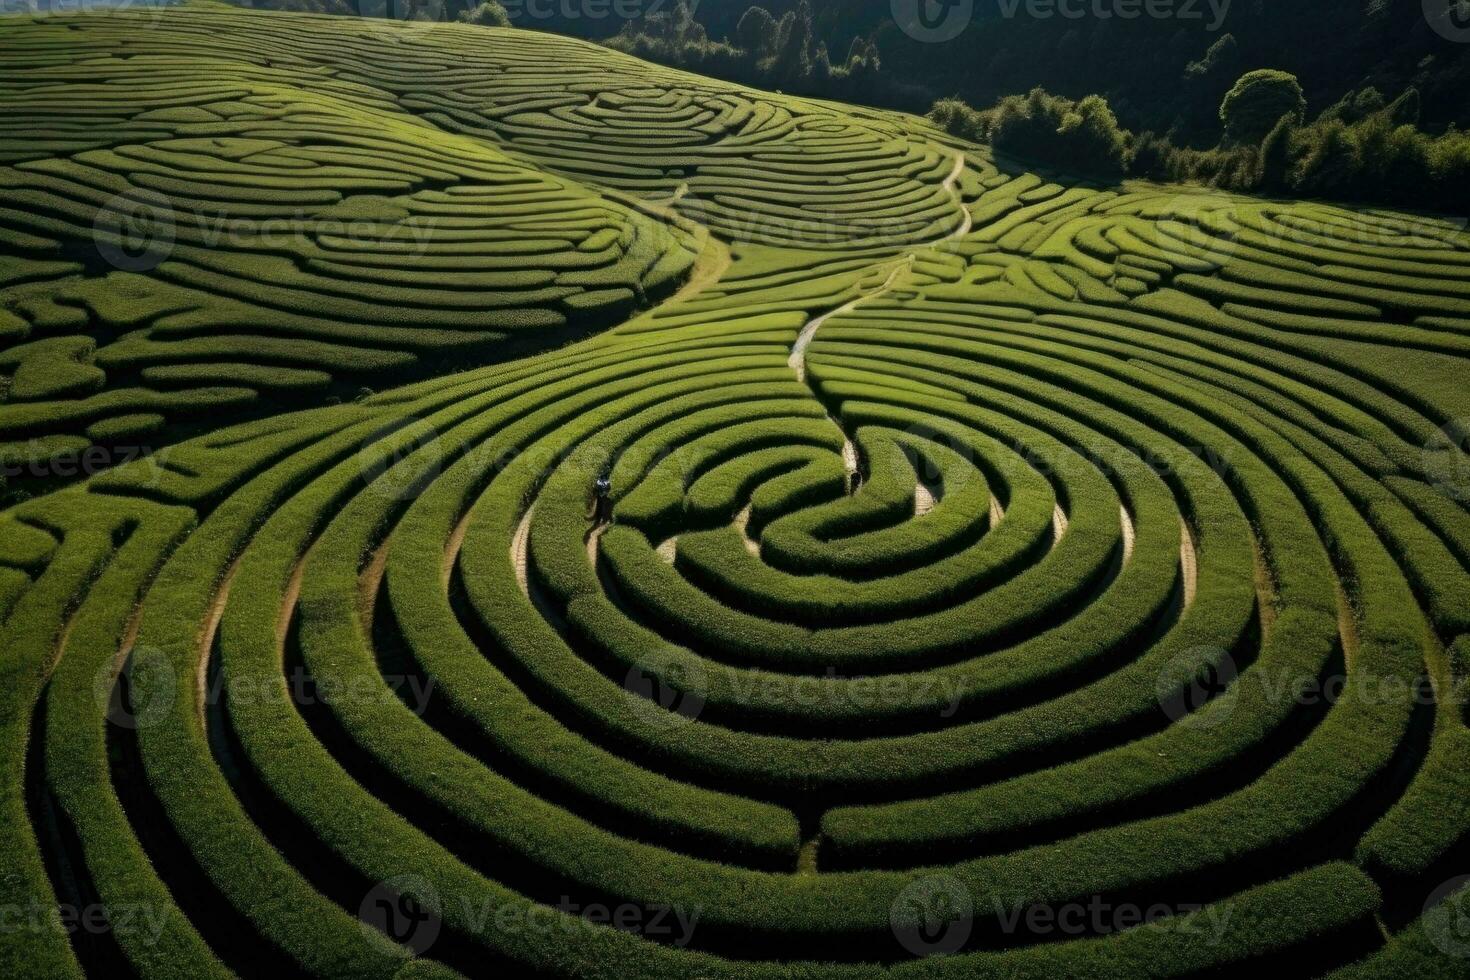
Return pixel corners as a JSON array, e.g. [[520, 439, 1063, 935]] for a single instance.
[[3, 3, 1470, 978]]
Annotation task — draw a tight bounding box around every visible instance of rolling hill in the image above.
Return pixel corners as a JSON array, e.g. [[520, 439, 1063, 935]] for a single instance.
[[2, 4, 1470, 979]]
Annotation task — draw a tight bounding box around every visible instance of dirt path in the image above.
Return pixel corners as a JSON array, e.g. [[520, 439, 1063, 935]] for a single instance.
[[512, 505, 535, 598], [940, 151, 972, 239], [734, 505, 759, 555], [786, 151, 971, 492], [196, 558, 244, 727], [1252, 536, 1278, 639], [613, 180, 732, 312], [359, 539, 391, 629], [574, 151, 973, 586], [1120, 505, 1136, 566], [914, 484, 936, 517], [445, 510, 473, 591], [1180, 520, 1199, 610], [587, 524, 607, 567], [1052, 504, 1069, 544], [787, 259, 911, 384]]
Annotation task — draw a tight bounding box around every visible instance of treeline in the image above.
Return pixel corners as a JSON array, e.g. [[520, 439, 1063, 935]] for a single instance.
[[603, 1, 887, 104], [646, 0, 1470, 139], [931, 72, 1470, 213]]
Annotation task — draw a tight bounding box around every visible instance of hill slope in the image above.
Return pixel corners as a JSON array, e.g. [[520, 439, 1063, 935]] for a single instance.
[[2, 4, 1470, 979]]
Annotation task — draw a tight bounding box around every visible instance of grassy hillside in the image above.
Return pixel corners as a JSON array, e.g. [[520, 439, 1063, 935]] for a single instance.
[[0, 2, 980, 493], [3, 4, 1470, 979]]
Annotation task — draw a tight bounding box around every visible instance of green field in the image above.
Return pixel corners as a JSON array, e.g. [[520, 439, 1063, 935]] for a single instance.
[[3, 3, 1470, 978]]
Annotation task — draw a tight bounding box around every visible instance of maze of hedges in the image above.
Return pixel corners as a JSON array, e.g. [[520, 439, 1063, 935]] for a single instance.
[[3, 4, 1470, 979]]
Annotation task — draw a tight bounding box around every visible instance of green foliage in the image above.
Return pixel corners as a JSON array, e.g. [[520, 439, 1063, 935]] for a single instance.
[[1220, 69, 1307, 146], [3, 5, 1470, 980], [606, 0, 881, 103], [457, 0, 508, 27], [937, 88, 1130, 180]]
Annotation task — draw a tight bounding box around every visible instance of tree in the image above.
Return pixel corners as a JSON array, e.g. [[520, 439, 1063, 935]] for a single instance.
[[770, 1, 815, 85], [457, 0, 508, 26], [1293, 120, 1361, 196], [989, 88, 1131, 179], [1387, 87, 1421, 127], [1258, 113, 1296, 192], [1185, 32, 1238, 79], [1058, 95, 1130, 176], [1129, 131, 1174, 181], [735, 6, 776, 57], [1220, 69, 1307, 146], [929, 98, 987, 143]]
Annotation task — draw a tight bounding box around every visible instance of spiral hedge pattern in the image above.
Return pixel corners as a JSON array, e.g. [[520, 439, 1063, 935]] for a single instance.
[[4, 4, 1470, 979]]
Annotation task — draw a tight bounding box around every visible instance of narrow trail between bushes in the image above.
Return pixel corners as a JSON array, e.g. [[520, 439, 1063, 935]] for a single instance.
[[788, 151, 973, 498], [612, 180, 732, 314], [513, 505, 535, 598], [359, 539, 391, 630], [778, 152, 973, 871], [198, 559, 243, 729], [507, 153, 975, 593]]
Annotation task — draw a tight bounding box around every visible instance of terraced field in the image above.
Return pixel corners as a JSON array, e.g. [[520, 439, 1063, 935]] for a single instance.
[[4, 4, 1470, 979]]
